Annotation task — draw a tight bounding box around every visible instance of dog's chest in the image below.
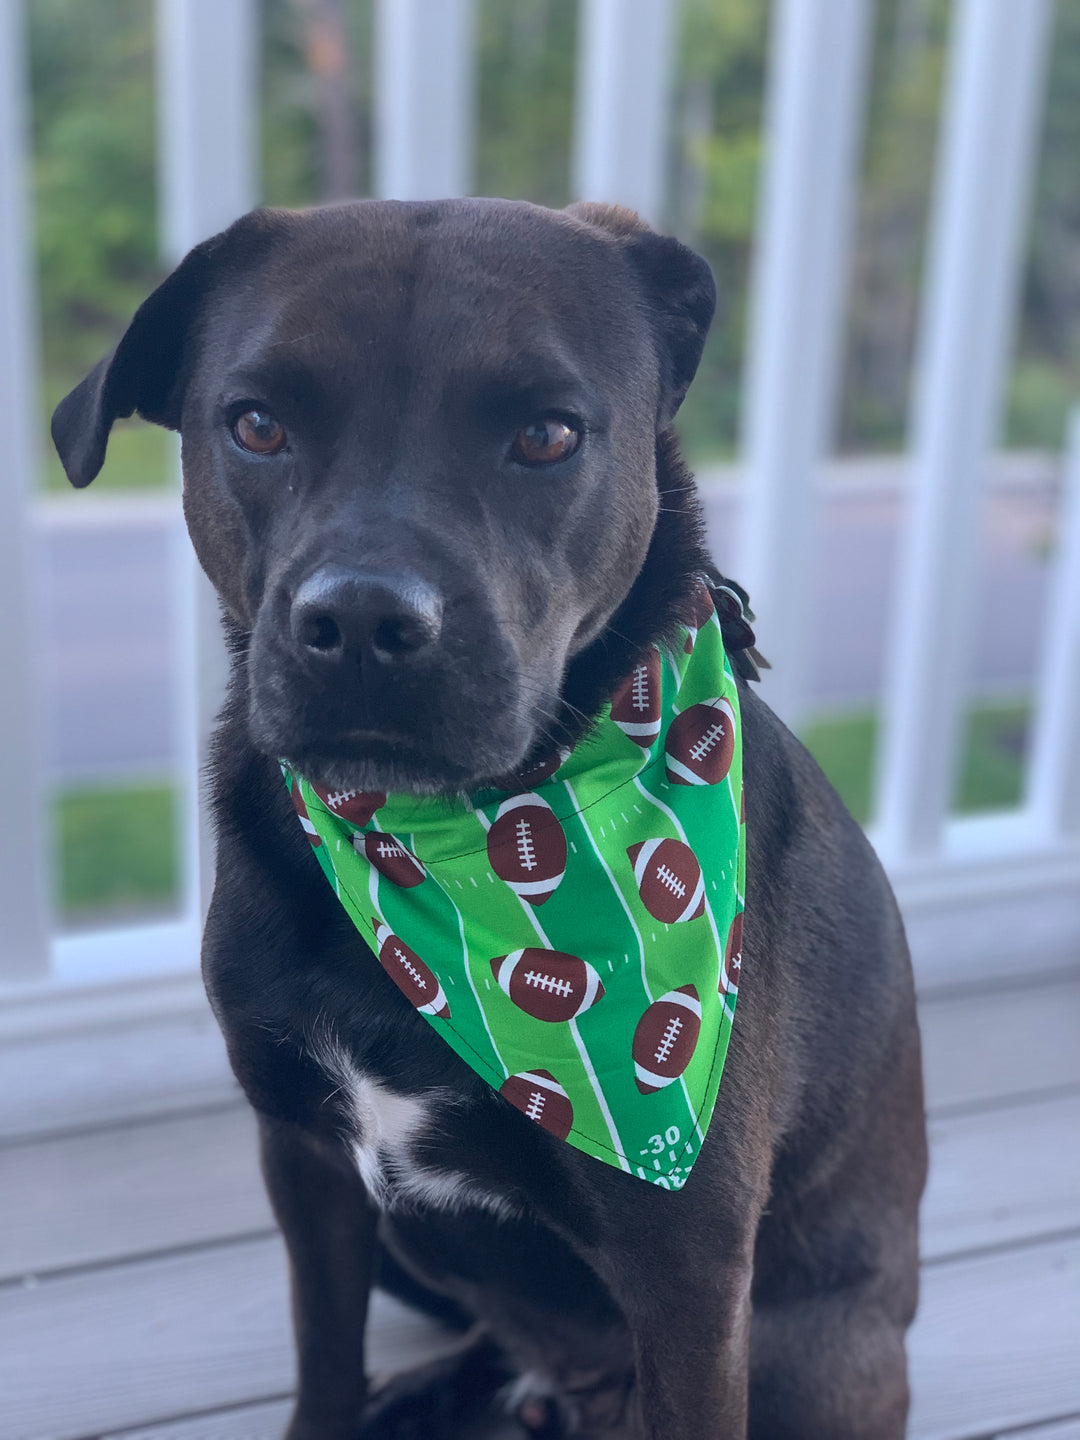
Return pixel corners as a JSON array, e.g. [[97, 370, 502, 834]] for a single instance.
[[310, 1034, 513, 1218]]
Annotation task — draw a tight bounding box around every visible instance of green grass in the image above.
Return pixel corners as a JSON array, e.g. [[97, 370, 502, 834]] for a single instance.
[[801, 699, 1031, 827], [55, 781, 179, 923], [52, 700, 1031, 921]]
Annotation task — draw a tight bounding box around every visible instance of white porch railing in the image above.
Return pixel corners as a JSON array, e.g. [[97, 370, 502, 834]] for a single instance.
[[2, 0, 1079, 1037]]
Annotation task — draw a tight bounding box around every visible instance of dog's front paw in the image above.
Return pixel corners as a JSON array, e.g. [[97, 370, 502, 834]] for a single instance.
[[355, 1335, 510, 1439]]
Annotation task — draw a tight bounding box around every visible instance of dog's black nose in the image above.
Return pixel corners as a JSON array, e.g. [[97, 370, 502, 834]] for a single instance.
[[290, 565, 443, 665]]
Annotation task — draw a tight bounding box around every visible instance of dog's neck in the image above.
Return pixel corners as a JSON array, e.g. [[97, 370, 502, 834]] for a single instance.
[[548, 428, 716, 761]]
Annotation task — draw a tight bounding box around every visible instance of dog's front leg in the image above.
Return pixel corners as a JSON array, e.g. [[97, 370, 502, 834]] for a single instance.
[[627, 1258, 752, 1439], [584, 1197, 757, 1440], [259, 1113, 377, 1440]]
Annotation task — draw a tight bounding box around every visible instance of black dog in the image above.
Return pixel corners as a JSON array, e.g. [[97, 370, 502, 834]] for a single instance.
[[52, 199, 927, 1440]]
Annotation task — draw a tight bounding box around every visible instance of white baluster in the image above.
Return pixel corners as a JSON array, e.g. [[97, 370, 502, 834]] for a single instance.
[[374, 0, 475, 199], [572, 0, 677, 226], [874, 0, 1053, 863], [156, 0, 258, 916], [738, 0, 873, 727], [0, 0, 50, 979], [1027, 407, 1080, 840]]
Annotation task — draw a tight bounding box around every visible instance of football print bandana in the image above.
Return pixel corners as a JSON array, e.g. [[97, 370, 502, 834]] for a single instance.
[[284, 583, 745, 1188]]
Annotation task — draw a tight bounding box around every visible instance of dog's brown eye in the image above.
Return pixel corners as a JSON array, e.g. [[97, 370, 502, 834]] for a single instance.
[[233, 409, 286, 455], [511, 418, 580, 466]]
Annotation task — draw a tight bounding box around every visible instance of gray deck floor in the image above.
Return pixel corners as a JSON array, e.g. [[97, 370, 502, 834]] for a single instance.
[[1, 972, 1078, 1440]]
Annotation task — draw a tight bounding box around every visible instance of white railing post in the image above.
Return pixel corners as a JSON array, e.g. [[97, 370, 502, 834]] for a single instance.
[[572, 0, 677, 226], [0, 0, 50, 980], [157, 0, 258, 917], [1027, 407, 1080, 840], [737, 0, 873, 726], [373, 0, 475, 199], [874, 0, 1053, 864]]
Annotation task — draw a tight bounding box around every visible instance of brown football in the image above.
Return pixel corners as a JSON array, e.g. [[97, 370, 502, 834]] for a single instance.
[[632, 985, 702, 1093], [722, 911, 743, 995], [486, 793, 567, 905], [627, 838, 705, 924], [664, 699, 736, 786], [372, 919, 449, 1018], [491, 949, 604, 1023], [610, 646, 663, 748], [311, 782, 386, 827], [499, 1069, 574, 1140], [683, 581, 716, 653], [361, 833, 426, 888]]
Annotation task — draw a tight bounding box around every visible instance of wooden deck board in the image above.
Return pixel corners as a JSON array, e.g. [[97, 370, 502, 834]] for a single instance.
[[0, 1010, 235, 1142], [1, 973, 1077, 1438], [994, 1421, 1080, 1440], [1, 1226, 1077, 1440], [919, 975, 1080, 1113], [0, 1236, 453, 1440], [921, 1091, 1080, 1261], [908, 1238, 1080, 1440], [0, 1104, 269, 1281]]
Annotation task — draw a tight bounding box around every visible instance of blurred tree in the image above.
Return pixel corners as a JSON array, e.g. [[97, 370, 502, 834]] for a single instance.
[[668, 0, 768, 459], [29, 0, 160, 379], [474, 0, 577, 206], [26, 0, 1080, 471], [837, 0, 948, 452]]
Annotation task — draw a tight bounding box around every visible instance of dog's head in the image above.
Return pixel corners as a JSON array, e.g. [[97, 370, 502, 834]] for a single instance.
[[52, 199, 715, 794]]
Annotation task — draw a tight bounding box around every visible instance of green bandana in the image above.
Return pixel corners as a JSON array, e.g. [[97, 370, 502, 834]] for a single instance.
[[283, 582, 745, 1189]]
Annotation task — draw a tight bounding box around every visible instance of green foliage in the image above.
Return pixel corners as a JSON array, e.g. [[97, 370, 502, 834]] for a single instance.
[[29, 0, 162, 382], [28, 0, 1080, 485], [55, 781, 179, 922], [475, 0, 578, 206], [669, 0, 768, 460]]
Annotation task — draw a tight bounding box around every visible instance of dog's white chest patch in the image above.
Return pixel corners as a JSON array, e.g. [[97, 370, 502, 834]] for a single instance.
[[311, 1034, 513, 1218]]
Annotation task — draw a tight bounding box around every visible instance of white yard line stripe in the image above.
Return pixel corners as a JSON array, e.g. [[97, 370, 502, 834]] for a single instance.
[[563, 777, 650, 998], [455, 902, 508, 1079], [569, 1017, 630, 1172]]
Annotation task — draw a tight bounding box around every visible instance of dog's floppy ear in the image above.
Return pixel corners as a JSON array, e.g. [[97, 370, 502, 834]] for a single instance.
[[565, 202, 717, 426], [51, 222, 247, 488]]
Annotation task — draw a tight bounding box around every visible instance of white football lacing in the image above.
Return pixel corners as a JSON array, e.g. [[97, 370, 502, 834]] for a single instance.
[[655, 864, 686, 898], [523, 969, 573, 998], [631, 663, 650, 713], [515, 818, 537, 871], [689, 720, 726, 762], [654, 1015, 683, 1064], [393, 946, 426, 990], [525, 1089, 546, 1121], [326, 787, 359, 810]]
